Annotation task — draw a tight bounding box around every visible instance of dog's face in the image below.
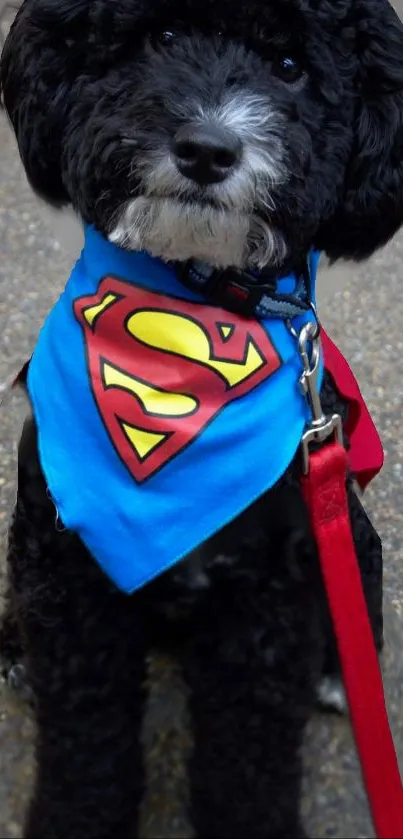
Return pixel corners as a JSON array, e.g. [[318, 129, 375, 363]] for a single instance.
[[2, 0, 403, 269], [107, 31, 306, 269], [101, 18, 354, 270]]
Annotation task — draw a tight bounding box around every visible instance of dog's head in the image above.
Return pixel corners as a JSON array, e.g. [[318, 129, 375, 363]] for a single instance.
[[2, 0, 403, 269]]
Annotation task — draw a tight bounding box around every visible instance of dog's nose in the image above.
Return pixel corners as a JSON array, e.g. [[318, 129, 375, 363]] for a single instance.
[[172, 124, 242, 185]]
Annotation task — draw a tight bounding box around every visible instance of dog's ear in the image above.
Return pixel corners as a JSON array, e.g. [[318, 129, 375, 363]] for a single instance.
[[1, 0, 92, 205], [317, 0, 403, 262]]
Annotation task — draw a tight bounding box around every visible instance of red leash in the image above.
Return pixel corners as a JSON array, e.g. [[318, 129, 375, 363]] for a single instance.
[[297, 320, 403, 838], [320, 330, 384, 491], [302, 442, 403, 839]]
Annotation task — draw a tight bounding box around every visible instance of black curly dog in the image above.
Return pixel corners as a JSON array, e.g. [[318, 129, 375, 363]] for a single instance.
[[1, 0, 403, 835]]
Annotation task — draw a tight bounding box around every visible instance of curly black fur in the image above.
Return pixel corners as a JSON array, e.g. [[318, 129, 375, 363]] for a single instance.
[[1, 0, 402, 835], [3, 0, 403, 263], [0, 375, 383, 839]]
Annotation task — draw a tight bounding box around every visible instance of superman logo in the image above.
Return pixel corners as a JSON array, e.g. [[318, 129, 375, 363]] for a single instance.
[[74, 276, 282, 482]]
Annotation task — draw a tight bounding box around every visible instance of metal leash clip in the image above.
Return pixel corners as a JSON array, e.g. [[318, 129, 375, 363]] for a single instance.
[[298, 321, 343, 474]]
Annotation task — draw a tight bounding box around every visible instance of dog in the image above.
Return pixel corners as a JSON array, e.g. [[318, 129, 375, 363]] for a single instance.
[[1, 0, 403, 835]]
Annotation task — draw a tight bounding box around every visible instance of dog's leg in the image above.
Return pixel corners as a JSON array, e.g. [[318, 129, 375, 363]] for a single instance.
[[0, 587, 24, 675], [0, 568, 36, 704], [180, 491, 323, 838], [8, 418, 148, 839]]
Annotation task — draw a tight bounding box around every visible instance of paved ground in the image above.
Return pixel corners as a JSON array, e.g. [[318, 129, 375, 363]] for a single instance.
[[2, 15, 403, 835]]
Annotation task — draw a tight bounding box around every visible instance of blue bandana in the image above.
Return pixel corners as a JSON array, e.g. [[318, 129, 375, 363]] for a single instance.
[[28, 226, 322, 594]]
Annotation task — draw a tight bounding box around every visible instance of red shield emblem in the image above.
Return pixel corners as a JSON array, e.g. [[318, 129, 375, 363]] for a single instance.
[[74, 276, 281, 482]]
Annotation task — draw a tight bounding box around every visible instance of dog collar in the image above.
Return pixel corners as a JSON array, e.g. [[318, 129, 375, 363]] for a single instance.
[[176, 256, 314, 321]]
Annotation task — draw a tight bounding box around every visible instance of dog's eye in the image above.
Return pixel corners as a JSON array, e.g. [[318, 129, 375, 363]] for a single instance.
[[158, 31, 176, 46], [272, 55, 303, 83]]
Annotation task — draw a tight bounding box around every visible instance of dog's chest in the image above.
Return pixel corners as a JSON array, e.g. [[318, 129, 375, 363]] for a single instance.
[[27, 227, 321, 595]]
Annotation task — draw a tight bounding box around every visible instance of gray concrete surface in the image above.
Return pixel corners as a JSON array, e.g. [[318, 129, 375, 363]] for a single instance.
[[2, 21, 403, 836]]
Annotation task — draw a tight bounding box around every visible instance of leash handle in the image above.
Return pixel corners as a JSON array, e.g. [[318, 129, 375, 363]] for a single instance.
[[302, 440, 403, 839]]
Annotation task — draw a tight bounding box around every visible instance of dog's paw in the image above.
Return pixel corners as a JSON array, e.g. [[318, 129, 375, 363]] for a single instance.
[[316, 675, 348, 714], [0, 608, 25, 670], [6, 663, 35, 705]]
